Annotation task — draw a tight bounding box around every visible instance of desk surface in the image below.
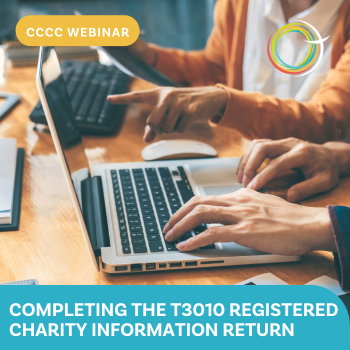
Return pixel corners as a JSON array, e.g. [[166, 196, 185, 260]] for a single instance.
[[1, 65, 349, 286]]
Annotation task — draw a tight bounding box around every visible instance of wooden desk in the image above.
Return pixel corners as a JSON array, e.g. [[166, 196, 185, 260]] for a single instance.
[[0, 65, 347, 286]]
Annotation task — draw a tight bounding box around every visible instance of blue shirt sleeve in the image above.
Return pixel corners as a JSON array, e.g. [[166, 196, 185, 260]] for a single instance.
[[328, 205, 350, 291]]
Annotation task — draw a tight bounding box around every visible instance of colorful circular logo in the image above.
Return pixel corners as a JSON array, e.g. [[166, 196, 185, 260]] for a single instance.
[[267, 20, 329, 77]]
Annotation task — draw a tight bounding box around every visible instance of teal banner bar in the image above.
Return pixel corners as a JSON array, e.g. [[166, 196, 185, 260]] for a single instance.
[[0, 285, 348, 349]]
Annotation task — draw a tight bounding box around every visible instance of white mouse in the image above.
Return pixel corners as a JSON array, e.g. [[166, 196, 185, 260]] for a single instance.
[[141, 139, 217, 161]]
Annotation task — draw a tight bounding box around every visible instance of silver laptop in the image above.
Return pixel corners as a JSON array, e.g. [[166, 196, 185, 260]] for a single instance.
[[36, 47, 300, 273]]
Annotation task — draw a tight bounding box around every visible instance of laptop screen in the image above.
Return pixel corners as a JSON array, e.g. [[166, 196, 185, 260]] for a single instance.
[[38, 47, 90, 188]]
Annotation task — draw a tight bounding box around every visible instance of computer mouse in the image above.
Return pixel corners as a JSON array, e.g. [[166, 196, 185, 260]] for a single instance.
[[141, 140, 217, 161]]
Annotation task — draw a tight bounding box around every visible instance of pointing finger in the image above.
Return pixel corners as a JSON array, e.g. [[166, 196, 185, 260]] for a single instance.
[[107, 88, 159, 105]]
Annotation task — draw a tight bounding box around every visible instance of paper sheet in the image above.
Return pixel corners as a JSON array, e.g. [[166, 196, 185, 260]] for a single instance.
[[0, 138, 17, 224]]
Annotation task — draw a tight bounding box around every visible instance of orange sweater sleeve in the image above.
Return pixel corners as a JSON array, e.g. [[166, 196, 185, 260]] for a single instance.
[[214, 40, 350, 144], [148, 0, 227, 87]]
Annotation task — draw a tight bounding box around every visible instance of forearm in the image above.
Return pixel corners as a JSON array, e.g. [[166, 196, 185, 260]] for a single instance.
[[150, 45, 226, 86], [212, 85, 350, 143]]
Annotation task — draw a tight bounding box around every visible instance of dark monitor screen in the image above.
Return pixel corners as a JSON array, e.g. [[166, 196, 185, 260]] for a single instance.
[[38, 46, 90, 185]]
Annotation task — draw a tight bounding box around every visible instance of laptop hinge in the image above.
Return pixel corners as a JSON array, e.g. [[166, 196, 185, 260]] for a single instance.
[[81, 176, 110, 261]]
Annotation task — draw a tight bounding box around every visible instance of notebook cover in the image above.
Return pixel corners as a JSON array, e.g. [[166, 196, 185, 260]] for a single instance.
[[0, 148, 24, 232]]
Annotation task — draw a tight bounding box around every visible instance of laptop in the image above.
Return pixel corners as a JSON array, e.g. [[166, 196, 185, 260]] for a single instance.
[[36, 47, 300, 273]]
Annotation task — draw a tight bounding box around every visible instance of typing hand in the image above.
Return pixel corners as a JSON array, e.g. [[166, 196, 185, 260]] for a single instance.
[[107, 86, 228, 142], [163, 189, 336, 254], [237, 138, 350, 203]]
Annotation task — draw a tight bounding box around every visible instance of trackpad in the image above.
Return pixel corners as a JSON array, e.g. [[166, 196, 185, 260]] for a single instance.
[[204, 184, 243, 196]]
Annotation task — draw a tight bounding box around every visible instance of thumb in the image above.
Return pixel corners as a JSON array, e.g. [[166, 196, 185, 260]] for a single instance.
[[287, 173, 337, 203]]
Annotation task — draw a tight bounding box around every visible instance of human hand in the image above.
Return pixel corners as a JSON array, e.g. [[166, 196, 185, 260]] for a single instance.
[[108, 86, 228, 142], [236, 138, 350, 203], [163, 189, 336, 254]]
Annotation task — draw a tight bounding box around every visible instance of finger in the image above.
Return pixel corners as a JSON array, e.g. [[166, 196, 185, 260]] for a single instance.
[[143, 125, 156, 143], [160, 104, 182, 134], [247, 151, 309, 191], [237, 139, 270, 181], [165, 206, 236, 242], [174, 115, 190, 133], [242, 142, 289, 187], [107, 88, 159, 105], [163, 196, 232, 233], [287, 172, 338, 203], [176, 225, 236, 252], [146, 103, 170, 135]]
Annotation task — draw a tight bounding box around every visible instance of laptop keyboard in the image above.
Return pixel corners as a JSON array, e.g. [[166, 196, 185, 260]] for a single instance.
[[110, 166, 215, 255]]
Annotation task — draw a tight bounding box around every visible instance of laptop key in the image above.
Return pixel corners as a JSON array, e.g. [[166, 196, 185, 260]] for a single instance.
[[133, 245, 148, 254], [140, 203, 152, 209], [118, 218, 126, 225], [130, 232, 144, 238], [138, 192, 150, 198], [170, 203, 181, 210], [132, 238, 146, 245], [142, 208, 154, 215], [128, 219, 141, 225], [120, 231, 128, 238], [126, 207, 138, 213], [144, 221, 157, 227], [153, 195, 165, 201], [154, 201, 166, 207], [147, 233, 161, 241], [115, 200, 123, 207], [119, 224, 127, 232], [137, 187, 148, 193], [165, 241, 178, 251], [159, 219, 169, 225], [122, 246, 131, 254], [157, 213, 170, 219], [121, 238, 129, 246], [139, 198, 151, 204], [166, 192, 177, 197], [156, 207, 169, 214], [129, 225, 143, 232], [124, 195, 136, 201], [168, 197, 180, 203], [152, 190, 162, 196], [149, 241, 164, 252], [127, 213, 139, 219], [125, 201, 137, 207], [123, 190, 134, 196], [143, 214, 156, 221], [146, 227, 159, 234]]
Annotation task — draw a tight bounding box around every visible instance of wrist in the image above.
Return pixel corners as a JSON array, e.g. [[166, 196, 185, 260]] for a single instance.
[[309, 208, 337, 253], [216, 87, 228, 117], [323, 142, 350, 176]]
